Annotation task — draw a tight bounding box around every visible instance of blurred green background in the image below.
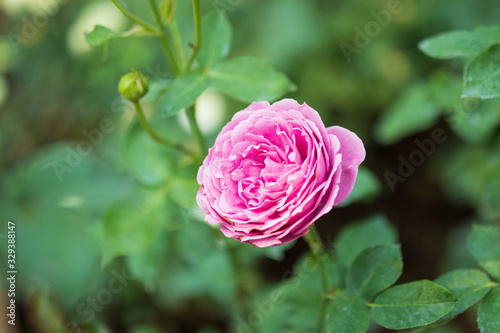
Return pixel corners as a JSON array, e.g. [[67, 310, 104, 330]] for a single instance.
[[1, 0, 500, 332]]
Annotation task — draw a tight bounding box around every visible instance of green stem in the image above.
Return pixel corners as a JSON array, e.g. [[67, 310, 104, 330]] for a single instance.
[[148, 0, 180, 75], [305, 225, 329, 333], [186, 106, 206, 158], [110, 0, 157, 33], [170, 18, 185, 68], [133, 101, 196, 158], [184, 0, 201, 72]]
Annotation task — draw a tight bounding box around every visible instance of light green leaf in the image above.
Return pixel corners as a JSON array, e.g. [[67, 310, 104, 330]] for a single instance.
[[198, 12, 232, 68], [468, 224, 500, 279], [168, 163, 199, 208], [86, 25, 118, 48], [335, 215, 398, 266], [463, 45, 500, 99], [157, 70, 209, 117], [346, 245, 403, 300], [478, 287, 500, 333], [418, 30, 492, 59], [374, 84, 441, 145], [327, 294, 370, 333], [209, 56, 296, 103], [102, 187, 170, 266], [435, 268, 492, 320], [371, 280, 457, 330], [338, 166, 381, 207], [124, 122, 177, 187]]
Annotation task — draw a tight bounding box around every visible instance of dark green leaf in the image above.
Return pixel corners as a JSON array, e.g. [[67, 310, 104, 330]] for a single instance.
[[209, 56, 296, 103], [327, 294, 370, 333], [478, 287, 500, 333], [435, 268, 492, 320], [463, 45, 500, 99], [198, 12, 232, 68], [86, 25, 118, 48], [371, 280, 457, 330], [346, 245, 403, 300], [335, 215, 398, 266], [157, 70, 209, 117], [468, 224, 500, 279]]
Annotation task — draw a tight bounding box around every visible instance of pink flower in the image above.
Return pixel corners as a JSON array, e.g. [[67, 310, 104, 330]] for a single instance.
[[196, 99, 365, 247]]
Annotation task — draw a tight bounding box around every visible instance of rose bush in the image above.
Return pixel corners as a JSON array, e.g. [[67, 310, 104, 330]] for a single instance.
[[197, 99, 365, 247]]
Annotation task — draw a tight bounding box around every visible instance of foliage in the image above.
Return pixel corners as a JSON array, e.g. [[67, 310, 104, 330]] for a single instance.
[[1, 0, 500, 332]]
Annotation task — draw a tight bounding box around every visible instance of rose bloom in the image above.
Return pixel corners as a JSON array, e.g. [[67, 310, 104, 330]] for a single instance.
[[197, 99, 365, 247]]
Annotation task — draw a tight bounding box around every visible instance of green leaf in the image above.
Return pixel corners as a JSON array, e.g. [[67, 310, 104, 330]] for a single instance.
[[335, 215, 398, 266], [255, 255, 325, 333], [126, 230, 169, 292], [435, 268, 492, 320], [374, 84, 441, 145], [168, 163, 199, 208], [338, 166, 381, 207], [478, 287, 500, 333], [327, 294, 370, 333], [102, 187, 170, 266], [463, 45, 500, 99], [371, 280, 458, 330], [479, 165, 500, 219], [346, 245, 403, 300], [157, 70, 209, 117], [209, 56, 296, 103], [468, 224, 500, 279], [198, 12, 232, 68], [124, 122, 177, 187], [418, 30, 493, 59], [450, 98, 500, 144], [85, 25, 118, 48]]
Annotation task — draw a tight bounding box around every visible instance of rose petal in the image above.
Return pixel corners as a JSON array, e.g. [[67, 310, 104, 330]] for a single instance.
[[326, 126, 366, 205]]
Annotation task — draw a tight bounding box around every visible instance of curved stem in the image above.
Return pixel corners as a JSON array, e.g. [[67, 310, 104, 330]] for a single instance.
[[184, 0, 201, 73], [186, 106, 206, 159], [133, 101, 196, 158], [110, 0, 157, 33], [148, 0, 180, 75], [305, 225, 329, 333]]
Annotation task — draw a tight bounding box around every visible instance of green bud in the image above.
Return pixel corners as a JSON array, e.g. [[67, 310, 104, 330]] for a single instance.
[[118, 69, 149, 102]]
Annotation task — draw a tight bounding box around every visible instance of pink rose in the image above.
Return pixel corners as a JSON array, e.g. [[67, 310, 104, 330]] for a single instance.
[[196, 99, 365, 247]]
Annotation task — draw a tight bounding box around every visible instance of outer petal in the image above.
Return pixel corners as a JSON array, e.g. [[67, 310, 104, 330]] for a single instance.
[[326, 126, 366, 205], [245, 101, 271, 111]]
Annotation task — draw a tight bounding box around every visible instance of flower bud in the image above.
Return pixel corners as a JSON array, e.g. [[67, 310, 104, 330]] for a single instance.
[[118, 70, 149, 102]]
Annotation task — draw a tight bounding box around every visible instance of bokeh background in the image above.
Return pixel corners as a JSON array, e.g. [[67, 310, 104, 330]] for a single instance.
[[1, 0, 500, 332]]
